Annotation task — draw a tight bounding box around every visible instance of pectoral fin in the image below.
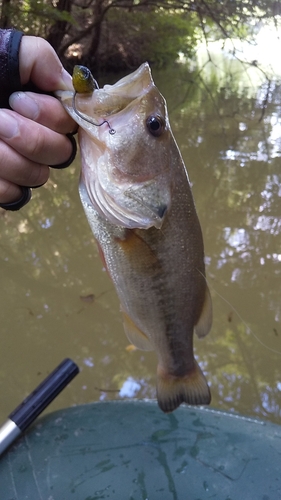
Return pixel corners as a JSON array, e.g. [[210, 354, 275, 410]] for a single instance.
[[194, 285, 212, 339], [122, 311, 154, 351], [115, 229, 159, 270]]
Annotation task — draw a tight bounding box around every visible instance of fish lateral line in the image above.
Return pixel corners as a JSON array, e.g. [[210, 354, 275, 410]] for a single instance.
[[196, 268, 281, 356]]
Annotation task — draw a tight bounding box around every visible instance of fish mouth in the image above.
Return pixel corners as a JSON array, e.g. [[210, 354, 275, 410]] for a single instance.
[[57, 63, 155, 127], [86, 177, 171, 230]]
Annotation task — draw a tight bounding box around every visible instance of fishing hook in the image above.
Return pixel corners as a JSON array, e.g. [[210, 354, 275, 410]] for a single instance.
[[72, 91, 116, 135]]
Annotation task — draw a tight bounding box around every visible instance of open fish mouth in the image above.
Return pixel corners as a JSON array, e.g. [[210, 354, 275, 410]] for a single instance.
[[57, 63, 156, 129]]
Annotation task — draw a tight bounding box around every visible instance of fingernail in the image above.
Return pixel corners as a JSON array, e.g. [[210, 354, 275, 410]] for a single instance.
[[0, 110, 18, 138], [9, 92, 39, 120], [59, 69, 74, 91]]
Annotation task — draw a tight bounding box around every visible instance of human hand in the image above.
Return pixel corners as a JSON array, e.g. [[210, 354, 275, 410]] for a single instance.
[[0, 35, 77, 209]]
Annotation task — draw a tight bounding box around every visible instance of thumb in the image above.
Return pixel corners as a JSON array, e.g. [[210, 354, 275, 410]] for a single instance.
[[19, 36, 73, 91]]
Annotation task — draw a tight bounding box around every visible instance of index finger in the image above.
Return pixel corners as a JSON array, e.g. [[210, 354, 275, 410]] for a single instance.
[[9, 91, 76, 135], [19, 36, 73, 92]]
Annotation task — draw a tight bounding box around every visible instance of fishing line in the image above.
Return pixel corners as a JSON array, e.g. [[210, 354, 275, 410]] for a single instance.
[[197, 269, 281, 356], [72, 92, 116, 135]]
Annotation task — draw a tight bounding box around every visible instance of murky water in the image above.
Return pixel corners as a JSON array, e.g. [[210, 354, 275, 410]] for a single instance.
[[0, 60, 280, 425]]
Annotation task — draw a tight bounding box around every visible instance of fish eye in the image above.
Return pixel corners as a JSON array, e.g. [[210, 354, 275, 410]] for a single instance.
[[146, 115, 165, 137]]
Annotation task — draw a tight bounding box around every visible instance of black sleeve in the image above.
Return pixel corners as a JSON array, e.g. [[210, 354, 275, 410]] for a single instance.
[[0, 28, 23, 108]]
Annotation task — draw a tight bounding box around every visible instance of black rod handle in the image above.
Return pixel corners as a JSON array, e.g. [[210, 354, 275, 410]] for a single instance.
[[9, 358, 79, 431]]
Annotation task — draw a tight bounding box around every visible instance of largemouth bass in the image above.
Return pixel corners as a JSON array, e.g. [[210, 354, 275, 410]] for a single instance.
[[57, 63, 212, 413]]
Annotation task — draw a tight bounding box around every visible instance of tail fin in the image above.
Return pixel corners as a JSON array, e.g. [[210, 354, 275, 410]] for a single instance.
[[156, 361, 211, 413]]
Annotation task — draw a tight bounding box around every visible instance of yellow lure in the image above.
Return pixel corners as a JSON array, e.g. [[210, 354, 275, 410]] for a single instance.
[[72, 65, 96, 94]]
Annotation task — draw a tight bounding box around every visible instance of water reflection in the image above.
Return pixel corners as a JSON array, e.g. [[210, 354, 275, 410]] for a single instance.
[[119, 377, 141, 398], [0, 61, 280, 424]]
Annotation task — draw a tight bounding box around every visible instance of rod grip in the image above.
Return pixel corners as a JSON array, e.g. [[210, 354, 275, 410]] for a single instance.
[[9, 358, 79, 431]]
